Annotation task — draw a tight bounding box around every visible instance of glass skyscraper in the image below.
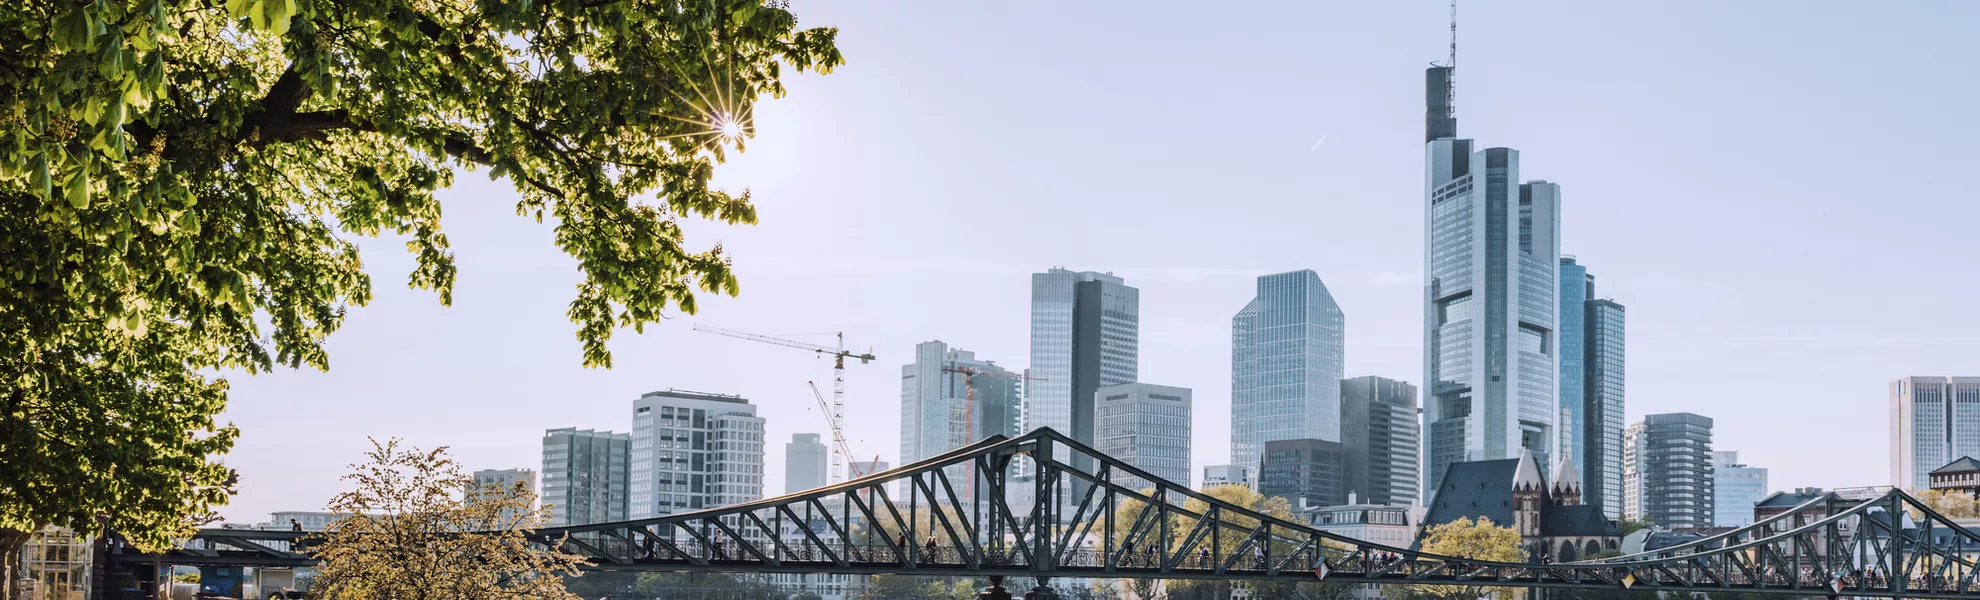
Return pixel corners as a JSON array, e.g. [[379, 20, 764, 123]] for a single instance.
[[1422, 65, 1562, 494], [900, 340, 1021, 466], [1557, 258, 1590, 476], [1584, 298, 1626, 518], [1711, 451, 1768, 527], [1340, 375, 1421, 507], [1027, 268, 1137, 452], [1230, 270, 1345, 472], [1890, 376, 1980, 491], [540, 428, 629, 527]]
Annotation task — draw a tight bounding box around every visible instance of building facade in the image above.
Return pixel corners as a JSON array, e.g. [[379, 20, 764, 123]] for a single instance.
[[1094, 382, 1192, 492], [541, 428, 629, 527], [899, 340, 1022, 466], [1623, 413, 1715, 529], [1202, 464, 1253, 489], [1710, 451, 1768, 527], [1891, 377, 1980, 491], [1583, 298, 1626, 519], [629, 389, 766, 519], [1231, 270, 1346, 473], [1259, 438, 1345, 509], [1027, 268, 1138, 451], [1340, 376, 1420, 507], [1929, 457, 1980, 498], [1557, 257, 1590, 479], [1300, 503, 1420, 599], [472, 468, 538, 524], [785, 433, 828, 495], [1422, 65, 1563, 494]]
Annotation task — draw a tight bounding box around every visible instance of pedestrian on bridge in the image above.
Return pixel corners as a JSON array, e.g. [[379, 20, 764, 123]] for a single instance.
[[290, 519, 302, 532]]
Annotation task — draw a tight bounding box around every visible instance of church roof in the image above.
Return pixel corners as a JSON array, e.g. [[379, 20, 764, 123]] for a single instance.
[[1512, 449, 1544, 491], [1552, 455, 1580, 488], [1932, 456, 1980, 475], [1424, 458, 1522, 530]]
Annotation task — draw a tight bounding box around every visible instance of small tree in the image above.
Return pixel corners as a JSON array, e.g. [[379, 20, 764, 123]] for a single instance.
[[309, 438, 586, 600], [1384, 517, 1524, 600], [1619, 516, 1655, 536]]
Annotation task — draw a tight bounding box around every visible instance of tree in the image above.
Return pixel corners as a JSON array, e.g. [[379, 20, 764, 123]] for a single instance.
[[631, 572, 786, 600], [1383, 517, 1524, 600], [1619, 516, 1656, 536], [1913, 489, 1980, 520], [1165, 485, 1296, 600], [0, 0, 842, 587], [308, 438, 587, 600]]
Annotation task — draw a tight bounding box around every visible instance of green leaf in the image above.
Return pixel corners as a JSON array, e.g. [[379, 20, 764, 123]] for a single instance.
[[30, 153, 51, 200], [66, 167, 90, 209]]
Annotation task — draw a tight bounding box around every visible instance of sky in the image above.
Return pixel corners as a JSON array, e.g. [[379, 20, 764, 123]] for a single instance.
[[216, 1, 1980, 523]]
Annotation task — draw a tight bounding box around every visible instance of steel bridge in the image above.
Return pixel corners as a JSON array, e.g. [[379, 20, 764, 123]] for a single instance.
[[109, 428, 1980, 598]]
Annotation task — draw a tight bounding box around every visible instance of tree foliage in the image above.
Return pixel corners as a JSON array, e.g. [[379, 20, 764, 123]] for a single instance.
[[0, 0, 841, 574], [1619, 515, 1655, 536], [1384, 517, 1524, 600], [309, 439, 586, 600], [1913, 489, 1980, 520]]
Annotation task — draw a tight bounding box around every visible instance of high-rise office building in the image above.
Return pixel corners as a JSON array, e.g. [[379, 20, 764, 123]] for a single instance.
[[1095, 382, 1192, 493], [472, 468, 538, 524], [1340, 376, 1420, 507], [1422, 65, 1562, 494], [1201, 465, 1252, 489], [1890, 377, 1980, 491], [1027, 268, 1138, 455], [1711, 451, 1768, 527], [541, 428, 629, 527], [629, 389, 766, 518], [785, 433, 828, 495], [900, 340, 1022, 466], [1231, 270, 1346, 472], [1557, 258, 1591, 479], [1583, 298, 1626, 519], [1259, 439, 1345, 509], [1622, 413, 1715, 529]]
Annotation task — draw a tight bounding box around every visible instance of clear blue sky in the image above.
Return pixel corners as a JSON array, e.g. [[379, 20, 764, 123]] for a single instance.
[[218, 1, 1980, 522]]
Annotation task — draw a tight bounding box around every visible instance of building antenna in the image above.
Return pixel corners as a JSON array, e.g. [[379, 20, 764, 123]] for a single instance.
[[1447, 0, 1457, 116]]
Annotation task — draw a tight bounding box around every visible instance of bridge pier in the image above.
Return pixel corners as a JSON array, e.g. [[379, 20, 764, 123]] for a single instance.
[[1023, 577, 1061, 600], [978, 575, 1013, 600]]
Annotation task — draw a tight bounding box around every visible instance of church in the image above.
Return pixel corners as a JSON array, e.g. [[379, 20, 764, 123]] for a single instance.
[[1418, 450, 1622, 562]]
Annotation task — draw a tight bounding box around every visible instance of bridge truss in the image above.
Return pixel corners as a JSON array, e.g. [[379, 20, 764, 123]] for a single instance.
[[113, 428, 1980, 598]]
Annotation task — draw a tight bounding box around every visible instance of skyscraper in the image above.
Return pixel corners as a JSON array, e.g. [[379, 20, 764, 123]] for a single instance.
[[540, 428, 629, 527], [1890, 377, 1980, 491], [899, 340, 1022, 466], [1583, 298, 1626, 518], [1340, 376, 1421, 507], [785, 433, 828, 495], [629, 389, 766, 518], [1711, 451, 1768, 527], [1259, 439, 1345, 509], [1095, 382, 1192, 493], [1557, 258, 1591, 477], [1422, 64, 1562, 493], [1231, 270, 1346, 471], [1027, 268, 1138, 453], [1623, 413, 1715, 529]]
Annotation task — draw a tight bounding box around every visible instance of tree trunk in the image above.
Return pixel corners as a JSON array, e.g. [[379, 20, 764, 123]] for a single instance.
[[0, 526, 34, 600]]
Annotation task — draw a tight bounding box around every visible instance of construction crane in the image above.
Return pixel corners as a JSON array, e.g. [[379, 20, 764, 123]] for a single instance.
[[941, 365, 1045, 498], [806, 381, 863, 480], [694, 324, 875, 483]]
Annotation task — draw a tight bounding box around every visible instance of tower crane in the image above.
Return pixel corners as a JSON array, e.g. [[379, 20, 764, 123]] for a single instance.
[[806, 381, 867, 480], [940, 365, 1045, 497], [694, 324, 875, 483]]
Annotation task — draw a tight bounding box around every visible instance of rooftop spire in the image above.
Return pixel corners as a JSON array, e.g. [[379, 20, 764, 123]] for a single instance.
[[1424, 0, 1459, 142]]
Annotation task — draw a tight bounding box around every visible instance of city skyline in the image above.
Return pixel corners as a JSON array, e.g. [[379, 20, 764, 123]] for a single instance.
[[205, 3, 1980, 523]]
